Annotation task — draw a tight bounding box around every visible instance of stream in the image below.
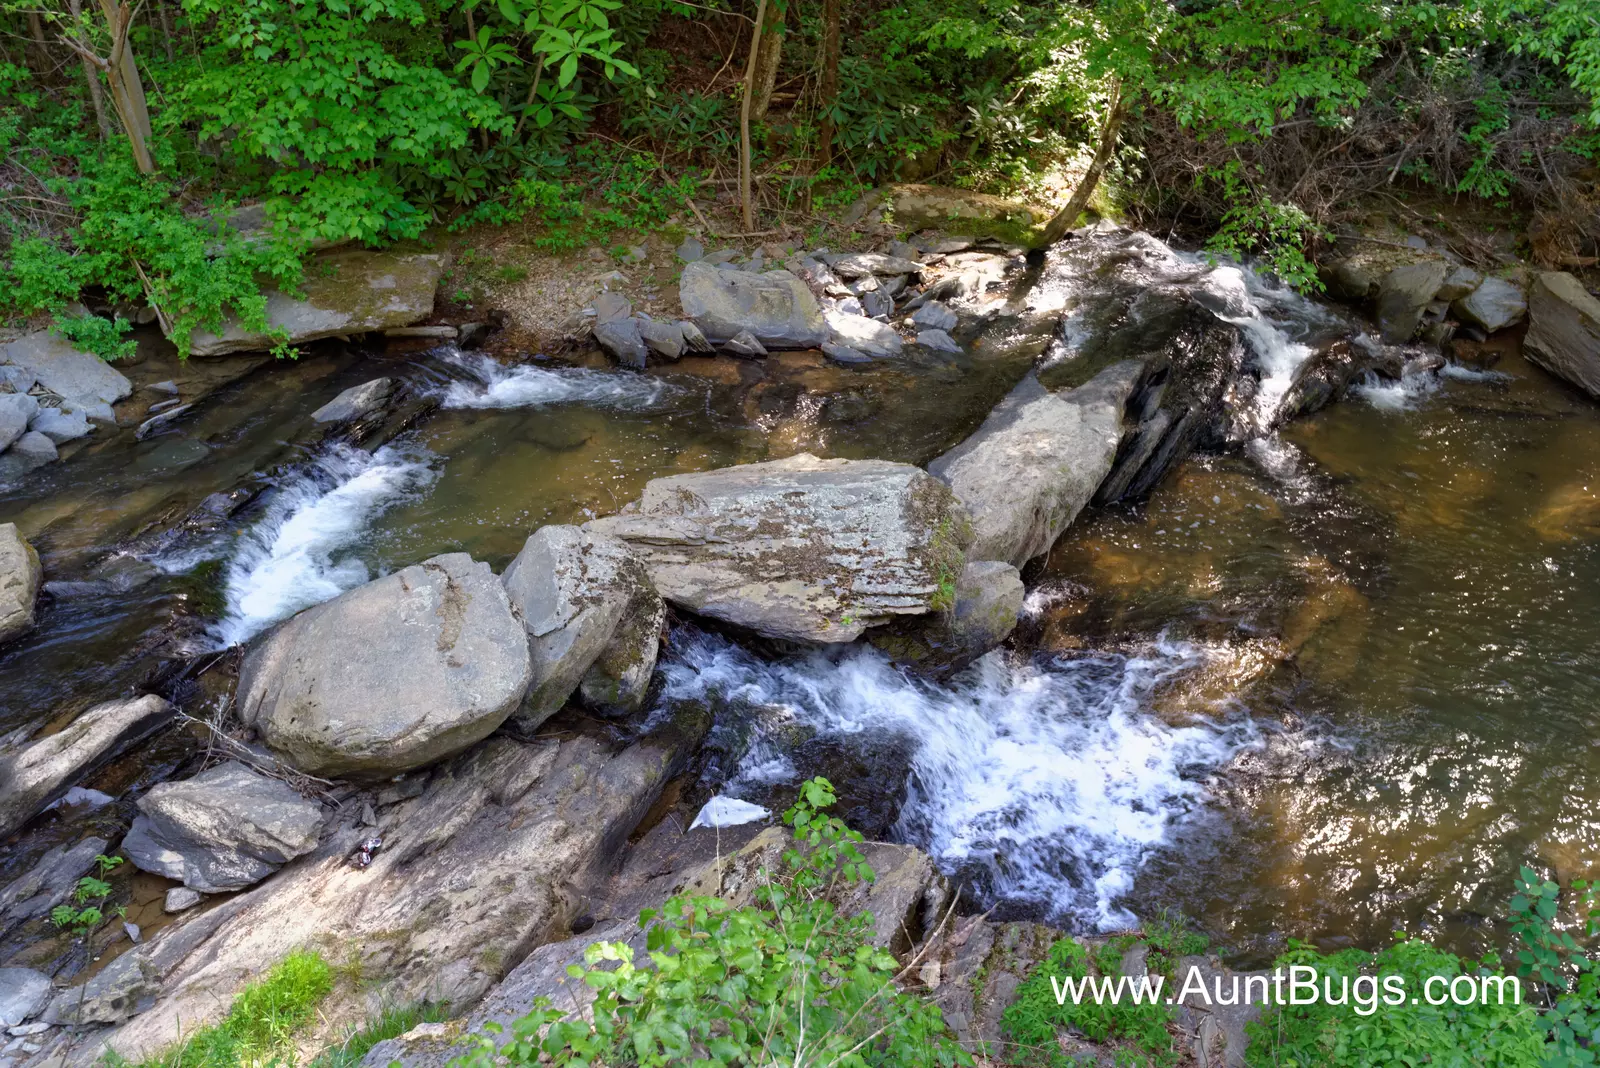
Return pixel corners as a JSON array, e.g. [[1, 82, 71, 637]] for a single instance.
[[2, 233, 1595, 969]]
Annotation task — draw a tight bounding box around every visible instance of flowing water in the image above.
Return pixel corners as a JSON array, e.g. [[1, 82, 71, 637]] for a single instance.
[[2, 237, 1596, 966]]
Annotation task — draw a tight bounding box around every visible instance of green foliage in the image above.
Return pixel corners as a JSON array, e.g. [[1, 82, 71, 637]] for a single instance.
[[53, 312, 137, 362], [452, 777, 969, 1068], [49, 855, 124, 937], [310, 1002, 451, 1068], [1510, 868, 1600, 1066], [129, 950, 333, 1068], [1203, 163, 1327, 293], [1001, 936, 1177, 1068]]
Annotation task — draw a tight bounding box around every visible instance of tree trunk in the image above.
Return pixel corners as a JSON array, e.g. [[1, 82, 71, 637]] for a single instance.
[[27, 11, 51, 67], [157, 0, 176, 64], [738, 0, 770, 231], [66, 0, 113, 143], [1040, 81, 1131, 246], [816, 0, 840, 169], [750, 4, 782, 122], [98, 0, 157, 173]]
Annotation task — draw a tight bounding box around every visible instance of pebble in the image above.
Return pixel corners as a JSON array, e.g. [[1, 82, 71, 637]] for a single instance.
[[164, 887, 201, 913]]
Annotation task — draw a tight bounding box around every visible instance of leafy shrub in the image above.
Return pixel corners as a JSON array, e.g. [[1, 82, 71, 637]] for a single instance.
[[452, 777, 970, 1068], [1001, 936, 1178, 1068]]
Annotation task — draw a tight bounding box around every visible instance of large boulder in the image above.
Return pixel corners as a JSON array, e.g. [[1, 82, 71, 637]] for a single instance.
[[1374, 261, 1448, 342], [122, 762, 324, 893], [678, 262, 829, 349], [186, 250, 447, 357], [868, 559, 1024, 674], [501, 526, 665, 733], [1524, 272, 1600, 399], [0, 330, 132, 410], [0, 523, 42, 646], [237, 553, 533, 778], [0, 696, 173, 838], [586, 454, 973, 643], [929, 363, 1140, 568], [1451, 276, 1526, 334]]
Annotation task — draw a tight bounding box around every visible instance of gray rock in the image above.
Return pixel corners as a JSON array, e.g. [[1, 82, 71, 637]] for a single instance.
[[587, 453, 972, 643], [827, 252, 925, 279], [822, 341, 872, 364], [593, 317, 649, 369], [1451, 276, 1526, 334], [27, 406, 90, 444], [1525, 271, 1600, 399], [0, 837, 109, 941], [501, 526, 665, 732], [0, 696, 172, 838], [637, 318, 685, 361], [0, 969, 50, 1028], [678, 320, 712, 353], [879, 184, 1046, 246], [310, 378, 396, 424], [48, 722, 706, 1057], [147, 380, 179, 395], [678, 262, 828, 349], [824, 309, 903, 358], [860, 290, 892, 319], [916, 328, 961, 353], [675, 238, 704, 263], [1436, 265, 1483, 302], [163, 888, 201, 913], [238, 553, 533, 778], [911, 301, 959, 332], [0, 366, 36, 393], [1318, 260, 1378, 302], [833, 295, 866, 317], [723, 329, 768, 357], [0, 524, 41, 647], [0, 331, 131, 408], [134, 403, 194, 441], [868, 559, 1023, 674], [847, 271, 880, 293], [122, 762, 324, 893], [1375, 261, 1448, 342], [0, 394, 38, 452], [593, 291, 631, 324], [929, 363, 1140, 568], [186, 250, 447, 357]]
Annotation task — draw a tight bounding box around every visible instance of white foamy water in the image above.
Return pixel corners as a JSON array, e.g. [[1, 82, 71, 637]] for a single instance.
[[210, 443, 438, 647], [1352, 368, 1440, 410], [658, 633, 1260, 929], [438, 350, 673, 410]]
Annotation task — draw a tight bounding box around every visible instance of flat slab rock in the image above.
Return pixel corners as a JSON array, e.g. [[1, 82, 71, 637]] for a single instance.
[[122, 762, 324, 893], [1525, 271, 1600, 399], [0, 695, 172, 839], [238, 553, 532, 778], [586, 453, 973, 643], [0, 331, 133, 408], [930, 362, 1140, 568], [678, 261, 829, 349], [186, 250, 447, 357], [0, 523, 41, 647]]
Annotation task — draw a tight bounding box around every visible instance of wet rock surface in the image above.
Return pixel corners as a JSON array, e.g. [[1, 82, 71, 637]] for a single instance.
[[1524, 271, 1600, 399], [122, 762, 325, 893], [587, 453, 972, 643], [310, 377, 396, 424], [238, 553, 533, 777], [0, 525, 40, 647], [0, 331, 132, 410]]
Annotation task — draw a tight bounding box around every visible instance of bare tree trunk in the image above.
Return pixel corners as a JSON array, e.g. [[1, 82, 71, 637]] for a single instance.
[[27, 11, 51, 67], [750, 5, 782, 122], [66, 0, 113, 142], [157, 0, 175, 63], [815, 0, 840, 170], [738, 0, 770, 231], [1040, 81, 1131, 246], [98, 0, 157, 173]]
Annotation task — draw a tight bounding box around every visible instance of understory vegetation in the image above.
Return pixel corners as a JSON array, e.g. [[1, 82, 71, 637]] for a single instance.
[[1, 0, 1598, 356]]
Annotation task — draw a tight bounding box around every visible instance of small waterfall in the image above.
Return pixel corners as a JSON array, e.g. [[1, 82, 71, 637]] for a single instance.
[[209, 443, 439, 647], [435, 349, 674, 410], [658, 631, 1261, 929]]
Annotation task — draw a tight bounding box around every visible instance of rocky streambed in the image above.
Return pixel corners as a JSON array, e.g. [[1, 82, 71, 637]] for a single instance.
[[0, 210, 1597, 1067]]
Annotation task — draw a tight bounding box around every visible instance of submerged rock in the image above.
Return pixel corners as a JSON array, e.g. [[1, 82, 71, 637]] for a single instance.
[[501, 526, 665, 733], [678, 261, 829, 349], [1525, 272, 1600, 399], [186, 250, 447, 357], [930, 363, 1140, 568], [0, 330, 132, 409], [0, 523, 41, 647], [122, 762, 324, 893], [311, 378, 396, 424], [1451, 276, 1526, 334], [0, 696, 173, 838], [238, 553, 533, 778], [586, 453, 972, 643]]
